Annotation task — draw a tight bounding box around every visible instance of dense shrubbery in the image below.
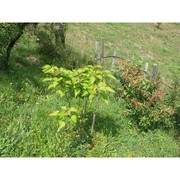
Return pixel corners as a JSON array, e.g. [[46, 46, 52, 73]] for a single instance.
[[35, 23, 93, 69], [166, 77, 180, 130], [114, 61, 175, 131], [35, 23, 68, 58]]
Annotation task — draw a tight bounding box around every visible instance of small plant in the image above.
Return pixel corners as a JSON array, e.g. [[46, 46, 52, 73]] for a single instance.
[[114, 62, 175, 131], [42, 64, 116, 131]]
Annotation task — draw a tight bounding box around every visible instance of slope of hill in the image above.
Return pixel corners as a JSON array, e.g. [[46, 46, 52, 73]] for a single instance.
[[67, 23, 180, 80], [0, 23, 179, 157]]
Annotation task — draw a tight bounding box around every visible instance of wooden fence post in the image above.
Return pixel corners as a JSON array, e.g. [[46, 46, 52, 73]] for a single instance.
[[94, 42, 98, 64], [91, 113, 96, 134], [151, 64, 158, 81], [100, 39, 104, 66], [144, 62, 149, 77], [111, 51, 116, 70]]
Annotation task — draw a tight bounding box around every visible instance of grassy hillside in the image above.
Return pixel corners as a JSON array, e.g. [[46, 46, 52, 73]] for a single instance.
[[0, 23, 179, 157], [67, 23, 180, 80]]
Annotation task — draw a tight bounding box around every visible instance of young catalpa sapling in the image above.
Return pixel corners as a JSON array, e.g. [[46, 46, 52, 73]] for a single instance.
[[42, 64, 116, 131]]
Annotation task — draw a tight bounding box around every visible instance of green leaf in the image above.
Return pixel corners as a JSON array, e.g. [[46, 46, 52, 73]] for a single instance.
[[82, 90, 89, 97], [99, 86, 107, 91], [56, 90, 64, 97], [66, 80, 72, 85], [42, 64, 51, 71], [58, 121, 66, 130], [49, 111, 59, 116], [95, 65, 102, 69], [71, 115, 77, 123], [90, 75, 96, 84], [77, 67, 87, 73], [107, 73, 116, 80], [100, 92, 109, 105], [48, 81, 59, 89], [58, 111, 67, 118], [96, 74, 103, 80], [89, 94, 94, 103], [98, 82, 106, 87], [105, 87, 115, 93], [70, 107, 78, 113], [53, 77, 62, 82], [42, 77, 52, 82], [61, 106, 67, 110], [74, 88, 81, 97]]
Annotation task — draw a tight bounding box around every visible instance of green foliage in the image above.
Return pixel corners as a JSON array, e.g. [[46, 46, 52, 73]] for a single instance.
[[166, 77, 180, 129], [35, 23, 68, 58], [0, 23, 27, 69], [42, 64, 115, 130], [50, 106, 81, 131], [114, 62, 175, 131], [0, 23, 18, 50], [0, 23, 180, 157]]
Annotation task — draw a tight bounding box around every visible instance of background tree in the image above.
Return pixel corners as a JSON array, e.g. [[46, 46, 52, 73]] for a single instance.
[[51, 23, 68, 47], [36, 23, 68, 58], [0, 23, 28, 70]]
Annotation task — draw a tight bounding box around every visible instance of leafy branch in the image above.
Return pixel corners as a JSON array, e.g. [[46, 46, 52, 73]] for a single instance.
[[42, 64, 116, 131]]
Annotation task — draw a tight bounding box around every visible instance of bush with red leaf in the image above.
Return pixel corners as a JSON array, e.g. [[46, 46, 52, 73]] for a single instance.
[[114, 62, 175, 130]]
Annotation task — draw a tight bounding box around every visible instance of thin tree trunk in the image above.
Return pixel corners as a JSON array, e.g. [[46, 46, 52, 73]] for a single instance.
[[2, 23, 27, 70], [59, 23, 66, 47]]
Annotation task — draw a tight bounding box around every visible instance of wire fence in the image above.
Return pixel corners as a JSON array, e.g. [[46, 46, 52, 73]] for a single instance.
[[94, 39, 159, 82]]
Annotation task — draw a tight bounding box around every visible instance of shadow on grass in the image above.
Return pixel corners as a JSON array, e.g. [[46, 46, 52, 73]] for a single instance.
[[57, 111, 121, 157], [84, 111, 120, 137], [1, 43, 93, 96], [0, 43, 121, 156]]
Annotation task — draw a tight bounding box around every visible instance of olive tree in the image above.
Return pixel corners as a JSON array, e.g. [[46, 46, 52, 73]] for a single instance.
[[0, 23, 28, 70], [52, 23, 68, 47], [36, 23, 68, 58]]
